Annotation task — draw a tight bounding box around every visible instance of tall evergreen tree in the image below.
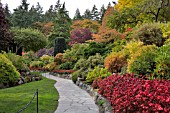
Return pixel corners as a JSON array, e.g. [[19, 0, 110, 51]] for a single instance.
[[48, 2, 72, 47], [0, 2, 13, 52], [82, 9, 92, 19], [4, 4, 11, 20], [44, 5, 57, 22], [73, 8, 82, 20], [11, 0, 30, 28], [107, 2, 111, 9], [99, 4, 106, 23], [91, 5, 100, 21]]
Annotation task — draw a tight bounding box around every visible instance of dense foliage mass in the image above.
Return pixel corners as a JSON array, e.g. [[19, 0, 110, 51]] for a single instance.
[[98, 74, 170, 113]]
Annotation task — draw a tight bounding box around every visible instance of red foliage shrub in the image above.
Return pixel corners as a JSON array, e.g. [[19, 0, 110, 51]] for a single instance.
[[91, 77, 102, 89], [69, 28, 92, 46], [98, 74, 170, 113]]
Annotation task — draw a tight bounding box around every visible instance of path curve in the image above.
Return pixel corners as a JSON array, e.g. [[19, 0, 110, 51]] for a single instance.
[[42, 73, 99, 113]]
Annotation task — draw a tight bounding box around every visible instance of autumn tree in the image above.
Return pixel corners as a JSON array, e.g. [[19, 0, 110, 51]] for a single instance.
[[71, 19, 100, 33]]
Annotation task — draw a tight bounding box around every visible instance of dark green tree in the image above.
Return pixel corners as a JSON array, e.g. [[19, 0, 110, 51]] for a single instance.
[[91, 5, 100, 21], [99, 4, 106, 23], [107, 2, 111, 9], [73, 8, 82, 20], [28, 2, 43, 25], [11, 0, 30, 28], [82, 9, 92, 19], [4, 4, 11, 21], [48, 2, 72, 47], [0, 2, 13, 52], [44, 5, 57, 22]]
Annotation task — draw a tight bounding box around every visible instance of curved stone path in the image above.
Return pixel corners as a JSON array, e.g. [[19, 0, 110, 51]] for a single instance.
[[42, 73, 99, 113]]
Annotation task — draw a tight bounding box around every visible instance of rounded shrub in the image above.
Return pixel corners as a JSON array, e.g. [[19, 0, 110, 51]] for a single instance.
[[30, 61, 44, 68], [86, 66, 111, 84], [72, 71, 79, 83], [130, 23, 164, 47], [127, 45, 157, 75], [0, 54, 20, 87], [154, 44, 170, 79], [104, 51, 127, 73], [59, 62, 74, 70]]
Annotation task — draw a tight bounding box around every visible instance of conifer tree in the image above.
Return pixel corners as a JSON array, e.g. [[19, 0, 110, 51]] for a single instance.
[[73, 8, 82, 20], [82, 9, 92, 19], [91, 5, 100, 21]]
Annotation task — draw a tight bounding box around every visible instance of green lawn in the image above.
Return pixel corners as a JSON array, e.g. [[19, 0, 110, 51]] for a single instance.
[[0, 77, 59, 113]]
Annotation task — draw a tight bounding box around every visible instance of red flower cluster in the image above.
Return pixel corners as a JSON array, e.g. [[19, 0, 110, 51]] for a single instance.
[[98, 74, 170, 113]]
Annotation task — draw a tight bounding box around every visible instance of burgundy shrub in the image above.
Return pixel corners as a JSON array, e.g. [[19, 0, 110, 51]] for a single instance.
[[69, 28, 92, 46]]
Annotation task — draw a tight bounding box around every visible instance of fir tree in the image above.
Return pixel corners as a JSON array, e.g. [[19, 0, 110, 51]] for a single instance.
[[11, 0, 30, 28], [99, 4, 106, 23], [4, 4, 11, 20], [48, 2, 72, 47], [91, 5, 100, 21], [82, 9, 92, 19], [73, 8, 82, 20]]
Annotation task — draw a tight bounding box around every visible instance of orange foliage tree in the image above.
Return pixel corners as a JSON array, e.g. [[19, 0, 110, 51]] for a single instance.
[[32, 22, 54, 35], [71, 19, 100, 33], [92, 7, 123, 43]]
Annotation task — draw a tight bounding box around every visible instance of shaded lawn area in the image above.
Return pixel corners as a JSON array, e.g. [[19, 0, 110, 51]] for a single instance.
[[0, 77, 59, 113]]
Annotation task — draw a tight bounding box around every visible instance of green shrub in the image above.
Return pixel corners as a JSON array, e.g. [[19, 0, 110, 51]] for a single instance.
[[87, 53, 104, 69], [72, 71, 79, 83], [3, 52, 29, 71], [83, 42, 106, 59], [128, 45, 157, 75], [0, 54, 20, 87], [130, 23, 164, 47], [160, 22, 170, 39], [30, 61, 44, 68], [154, 45, 170, 79], [44, 62, 57, 71], [164, 38, 170, 45], [11, 28, 47, 52], [40, 55, 54, 65], [59, 62, 74, 70], [22, 51, 38, 66], [86, 66, 111, 84]]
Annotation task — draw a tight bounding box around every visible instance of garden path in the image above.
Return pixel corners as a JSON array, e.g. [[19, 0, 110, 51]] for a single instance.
[[42, 73, 99, 113]]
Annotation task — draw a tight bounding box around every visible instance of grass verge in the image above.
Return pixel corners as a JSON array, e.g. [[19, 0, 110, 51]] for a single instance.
[[0, 77, 59, 113]]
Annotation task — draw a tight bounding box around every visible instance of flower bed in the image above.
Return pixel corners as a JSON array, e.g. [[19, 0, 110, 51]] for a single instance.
[[98, 74, 170, 113]]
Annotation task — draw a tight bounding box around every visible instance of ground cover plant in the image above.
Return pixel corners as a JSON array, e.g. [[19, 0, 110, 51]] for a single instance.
[[98, 74, 170, 113], [0, 77, 59, 113]]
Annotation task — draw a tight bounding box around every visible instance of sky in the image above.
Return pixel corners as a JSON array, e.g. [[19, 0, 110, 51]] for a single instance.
[[1, 0, 117, 18]]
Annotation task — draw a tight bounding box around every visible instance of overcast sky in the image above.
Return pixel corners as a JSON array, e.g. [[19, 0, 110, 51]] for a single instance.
[[1, 0, 117, 18]]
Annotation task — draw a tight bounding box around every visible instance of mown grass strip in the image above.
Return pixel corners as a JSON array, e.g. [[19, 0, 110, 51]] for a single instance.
[[0, 77, 59, 113]]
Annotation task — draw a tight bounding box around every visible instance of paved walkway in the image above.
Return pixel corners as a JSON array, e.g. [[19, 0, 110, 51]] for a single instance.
[[42, 73, 99, 113]]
